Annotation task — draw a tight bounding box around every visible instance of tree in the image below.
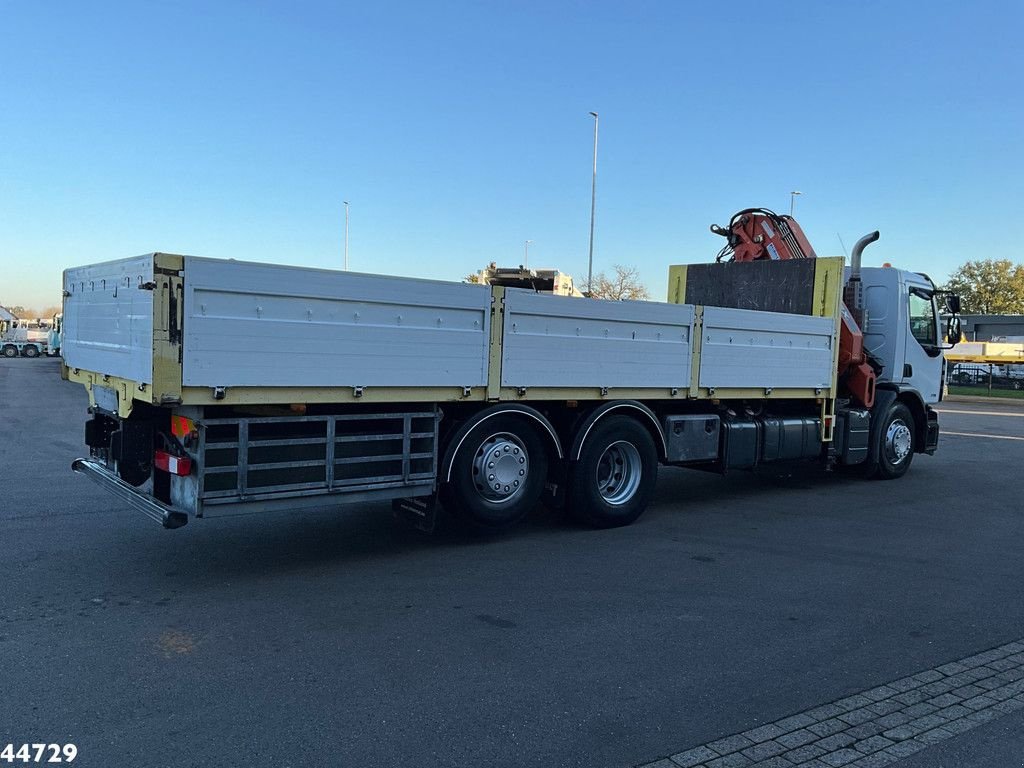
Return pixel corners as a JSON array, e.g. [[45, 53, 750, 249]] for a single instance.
[[944, 259, 1024, 315], [580, 264, 650, 301]]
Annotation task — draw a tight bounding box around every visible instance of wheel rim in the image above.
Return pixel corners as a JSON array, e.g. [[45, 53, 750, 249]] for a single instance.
[[884, 419, 912, 465], [471, 432, 529, 503], [595, 441, 642, 506]]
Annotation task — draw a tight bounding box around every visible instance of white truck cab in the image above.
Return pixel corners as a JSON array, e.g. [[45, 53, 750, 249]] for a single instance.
[[858, 267, 944, 404]]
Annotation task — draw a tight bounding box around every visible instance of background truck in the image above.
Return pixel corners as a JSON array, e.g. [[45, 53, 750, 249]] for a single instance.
[[0, 310, 48, 358], [474, 263, 584, 296], [46, 312, 63, 356], [63, 209, 960, 531]]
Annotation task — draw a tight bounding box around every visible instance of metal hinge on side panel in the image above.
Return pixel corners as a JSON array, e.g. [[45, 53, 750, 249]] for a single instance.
[[140, 281, 156, 290], [486, 288, 506, 401]]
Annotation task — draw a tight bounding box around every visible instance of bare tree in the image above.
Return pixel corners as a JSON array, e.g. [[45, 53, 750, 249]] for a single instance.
[[580, 264, 650, 301]]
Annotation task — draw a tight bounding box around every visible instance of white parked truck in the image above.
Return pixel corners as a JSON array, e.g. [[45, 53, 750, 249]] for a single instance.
[[64, 210, 960, 531], [0, 315, 48, 358]]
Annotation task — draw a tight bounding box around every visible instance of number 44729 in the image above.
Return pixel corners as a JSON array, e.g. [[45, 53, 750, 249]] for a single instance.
[[0, 745, 77, 763]]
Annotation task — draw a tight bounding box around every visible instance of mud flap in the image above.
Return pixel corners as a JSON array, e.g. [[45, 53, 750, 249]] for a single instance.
[[925, 407, 939, 455]]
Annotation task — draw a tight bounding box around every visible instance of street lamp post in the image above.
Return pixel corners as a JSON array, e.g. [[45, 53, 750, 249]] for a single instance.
[[789, 190, 802, 217], [587, 111, 599, 296], [524, 239, 533, 269], [343, 201, 350, 270]]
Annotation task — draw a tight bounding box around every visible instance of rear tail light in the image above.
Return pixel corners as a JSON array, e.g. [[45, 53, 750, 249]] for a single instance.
[[155, 449, 192, 476]]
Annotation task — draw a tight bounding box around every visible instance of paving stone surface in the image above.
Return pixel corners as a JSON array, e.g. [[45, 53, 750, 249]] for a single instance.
[[646, 638, 1024, 768]]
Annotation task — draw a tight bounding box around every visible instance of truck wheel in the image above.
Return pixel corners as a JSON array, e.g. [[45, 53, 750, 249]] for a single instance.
[[22, 345, 39, 358], [441, 416, 548, 532], [873, 402, 914, 480], [2, 345, 17, 358], [568, 415, 657, 528]]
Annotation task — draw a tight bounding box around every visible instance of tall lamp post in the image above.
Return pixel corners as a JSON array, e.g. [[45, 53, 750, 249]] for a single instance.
[[789, 190, 802, 217], [587, 111, 599, 296], [343, 200, 350, 270], [524, 239, 533, 269]]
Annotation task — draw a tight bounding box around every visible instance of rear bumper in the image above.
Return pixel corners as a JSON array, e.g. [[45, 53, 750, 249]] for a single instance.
[[71, 458, 188, 529]]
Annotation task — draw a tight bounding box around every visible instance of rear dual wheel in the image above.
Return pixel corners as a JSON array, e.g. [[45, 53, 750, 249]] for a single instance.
[[22, 345, 40, 358], [442, 413, 659, 532], [568, 416, 658, 528]]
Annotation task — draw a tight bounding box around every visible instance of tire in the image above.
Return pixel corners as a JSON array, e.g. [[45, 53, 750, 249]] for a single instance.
[[568, 415, 658, 528], [22, 345, 39, 358], [440, 415, 548, 532], [872, 402, 915, 480], [2, 345, 17, 358]]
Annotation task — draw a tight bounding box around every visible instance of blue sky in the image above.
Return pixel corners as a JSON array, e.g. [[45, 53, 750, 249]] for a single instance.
[[2, 0, 1021, 308]]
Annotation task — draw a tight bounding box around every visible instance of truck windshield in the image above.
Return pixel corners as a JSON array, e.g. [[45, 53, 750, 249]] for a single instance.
[[909, 289, 937, 348]]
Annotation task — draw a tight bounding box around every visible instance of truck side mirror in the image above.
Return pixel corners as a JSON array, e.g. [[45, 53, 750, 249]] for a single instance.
[[946, 315, 962, 344], [946, 294, 962, 314]]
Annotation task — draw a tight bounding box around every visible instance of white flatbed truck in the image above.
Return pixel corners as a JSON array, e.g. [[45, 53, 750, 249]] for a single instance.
[[1, 319, 48, 358], [63, 224, 959, 531]]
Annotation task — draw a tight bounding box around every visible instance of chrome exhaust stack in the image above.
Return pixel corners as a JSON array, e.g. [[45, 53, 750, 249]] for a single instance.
[[846, 230, 879, 326]]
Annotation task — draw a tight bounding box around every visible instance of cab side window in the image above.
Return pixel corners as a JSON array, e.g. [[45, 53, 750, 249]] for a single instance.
[[909, 289, 937, 347]]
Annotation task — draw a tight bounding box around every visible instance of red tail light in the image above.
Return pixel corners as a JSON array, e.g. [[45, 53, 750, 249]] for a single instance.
[[155, 450, 192, 476]]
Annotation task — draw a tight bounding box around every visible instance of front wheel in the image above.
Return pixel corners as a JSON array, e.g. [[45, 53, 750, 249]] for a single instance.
[[568, 415, 658, 528], [440, 415, 548, 532], [873, 402, 915, 480], [2, 345, 17, 358]]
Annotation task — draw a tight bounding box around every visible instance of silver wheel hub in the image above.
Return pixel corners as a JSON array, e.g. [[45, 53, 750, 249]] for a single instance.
[[596, 441, 642, 506], [472, 433, 529, 503], [885, 419, 912, 464]]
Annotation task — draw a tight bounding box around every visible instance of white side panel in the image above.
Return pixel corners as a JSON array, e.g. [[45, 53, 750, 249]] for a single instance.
[[181, 258, 490, 388], [699, 306, 834, 389], [62, 255, 155, 383], [858, 266, 901, 383], [501, 290, 694, 388]]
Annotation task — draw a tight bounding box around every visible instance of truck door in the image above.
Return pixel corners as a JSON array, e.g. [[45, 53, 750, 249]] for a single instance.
[[903, 284, 942, 402]]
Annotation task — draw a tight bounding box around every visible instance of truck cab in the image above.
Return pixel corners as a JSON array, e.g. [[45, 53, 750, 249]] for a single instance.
[[859, 267, 944, 404], [47, 313, 63, 356]]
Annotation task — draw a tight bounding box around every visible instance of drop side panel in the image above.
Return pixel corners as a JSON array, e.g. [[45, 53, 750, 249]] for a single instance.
[[62, 254, 156, 384], [500, 289, 694, 388], [698, 306, 834, 389], [180, 258, 491, 388]]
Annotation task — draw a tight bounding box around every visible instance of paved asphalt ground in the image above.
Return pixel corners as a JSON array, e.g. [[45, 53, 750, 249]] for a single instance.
[[3, 357, 1023, 768]]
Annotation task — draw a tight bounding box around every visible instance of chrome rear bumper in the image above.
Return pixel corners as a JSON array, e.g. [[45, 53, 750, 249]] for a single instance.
[[71, 458, 188, 529]]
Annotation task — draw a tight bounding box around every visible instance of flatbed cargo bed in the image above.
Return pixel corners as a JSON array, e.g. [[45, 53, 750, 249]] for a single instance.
[[63, 253, 844, 418]]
